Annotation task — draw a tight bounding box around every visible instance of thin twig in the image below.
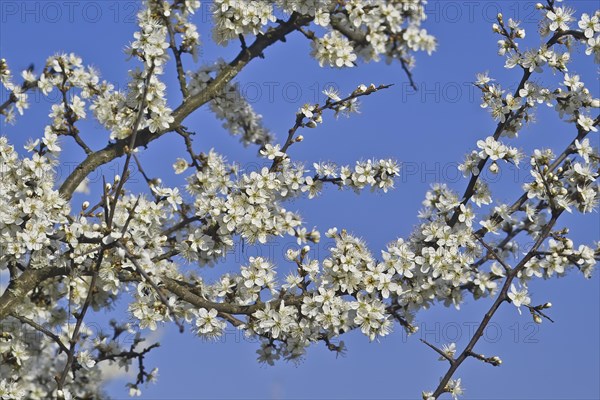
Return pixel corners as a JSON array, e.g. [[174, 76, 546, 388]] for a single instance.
[[163, 13, 188, 98], [10, 313, 70, 354], [420, 339, 454, 364], [117, 243, 185, 333], [447, 29, 586, 227], [430, 211, 562, 398], [107, 62, 156, 227], [270, 83, 393, 172], [56, 250, 104, 390], [58, 13, 314, 200], [473, 234, 512, 273]]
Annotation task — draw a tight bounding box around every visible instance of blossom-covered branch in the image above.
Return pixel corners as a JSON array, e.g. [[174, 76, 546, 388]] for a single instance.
[[0, 0, 598, 399]]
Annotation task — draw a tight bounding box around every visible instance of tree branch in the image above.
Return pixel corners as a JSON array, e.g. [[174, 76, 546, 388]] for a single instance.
[[58, 12, 313, 201], [9, 313, 70, 354], [431, 211, 562, 398], [447, 29, 586, 227]]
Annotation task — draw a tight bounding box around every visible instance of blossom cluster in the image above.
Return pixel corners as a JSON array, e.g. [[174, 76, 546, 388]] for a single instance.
[[210, 0, 435, 70], [212, 0, 276, 44], [1, 1, 599, 399]]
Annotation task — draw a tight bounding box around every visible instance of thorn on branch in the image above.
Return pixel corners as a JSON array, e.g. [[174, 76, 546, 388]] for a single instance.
[[400, 58, 417, 91]]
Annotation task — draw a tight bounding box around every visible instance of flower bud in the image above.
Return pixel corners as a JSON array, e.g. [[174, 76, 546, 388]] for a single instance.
[[286, 248, 299, 261], [533, 314, 543, 324], [489, 161, 499, 174], [309, 230, 321, 243], [491, 356, 502, 365], [325, 227, 338, 238], [82, 201, 90, 210]]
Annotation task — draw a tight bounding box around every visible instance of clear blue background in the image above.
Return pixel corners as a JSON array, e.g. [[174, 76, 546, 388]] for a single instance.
[[1, 1, 598, 399]]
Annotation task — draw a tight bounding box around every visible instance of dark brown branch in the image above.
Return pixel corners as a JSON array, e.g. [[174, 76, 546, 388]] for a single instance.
[[163, 14, 188, 98], [473, 234, 512, 273], [117, 243, 185, 333], [447, 29, 586, 227], [58, 61, 92, 155], [420, 339, 454, 364], [525, 304, 555, 323], [58, 13, 313, 201], [107, 63, 155, 227], [400, 58, 417, 91], [10, 313, 70, 354], [466, 350, 502, 366], [56, 249, 105, 390], [270, 83, 393, 172], [0, 79, 38, 115], [0, 266, 71, 320], [431, 211, 562, 398]]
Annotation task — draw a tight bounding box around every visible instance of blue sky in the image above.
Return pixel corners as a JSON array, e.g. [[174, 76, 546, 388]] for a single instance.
[[1, 1, 598, 399]]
